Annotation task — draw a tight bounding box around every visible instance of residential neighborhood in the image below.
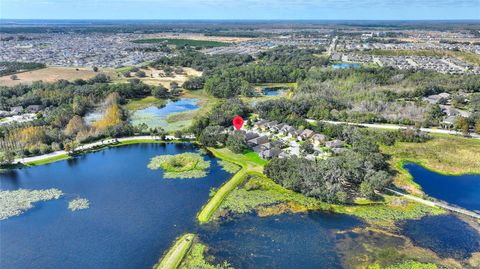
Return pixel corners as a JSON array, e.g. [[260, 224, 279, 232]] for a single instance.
[[237, 119, 346, 160]]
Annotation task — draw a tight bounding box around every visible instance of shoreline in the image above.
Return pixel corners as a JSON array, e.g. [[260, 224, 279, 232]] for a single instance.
[[9, 135, 194, 167]]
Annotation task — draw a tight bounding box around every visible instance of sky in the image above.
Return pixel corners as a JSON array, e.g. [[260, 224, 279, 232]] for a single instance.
[[1, 0, 479, 20]]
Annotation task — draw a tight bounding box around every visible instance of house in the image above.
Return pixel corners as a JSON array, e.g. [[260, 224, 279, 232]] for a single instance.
[[247, 135, 269, 147], [311, 134, 327, 146], [331, 148, 346, 154], [270, 123, 285, 133], [282, 126, 297, 137], [326, 140, 345, 148], [253, 119, 269, 130], [260, 148, 281, 159], [264, 121, 278, 128], [26, 105, 42, 113], [10, 106, 23, 115], [298, 129, 315, 140], [245, 132, 259, 141]]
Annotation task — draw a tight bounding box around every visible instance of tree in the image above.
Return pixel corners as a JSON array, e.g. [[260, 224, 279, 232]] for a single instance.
[[92, 66, 99, 72], [300, 141, 314, 155], [0, 150, 14, 165], [10, 74, 18, 80], [226, 131, 248, 153], [135, 70, 146, 78], [182, 76, 205, 90], [64, 115, 87, 137], [199, 125, 226, 147], [152, 85, 169, 99], [360, 170, 391, 199], [455, 116, 470, 136]]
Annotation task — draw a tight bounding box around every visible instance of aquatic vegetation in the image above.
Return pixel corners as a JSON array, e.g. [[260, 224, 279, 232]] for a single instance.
[[180, 242, 234, 269], [339, 196, 446, 227], [68, 198, 90, 211], [368, 260, 438, 269], [0, 189, 63, 220], [216, 174, 323, 218], [148, 152, 210, 179], [217, 160, 240, 174]]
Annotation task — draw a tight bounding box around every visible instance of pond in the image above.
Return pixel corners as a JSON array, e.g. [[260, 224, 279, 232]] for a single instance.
[[130, 98, 200, 131], [0, 143, 230, 269], [332, 63, 361, 69], [402, 215, 480, 260], [198, 212, 363, 269], [262, 87, 288, 97], [404, 163, 480, 212]]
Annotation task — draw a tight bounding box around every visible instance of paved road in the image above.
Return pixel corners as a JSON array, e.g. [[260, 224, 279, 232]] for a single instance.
[[308, 119, 480, 139], [14, 135, 181, 164]]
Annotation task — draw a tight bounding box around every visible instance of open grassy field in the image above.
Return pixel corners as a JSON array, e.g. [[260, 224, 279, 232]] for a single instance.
[[125, 96, 167, 111], [0, 67, 115, 86], [115, 67, 202, 89], [360, 49, 480, 66], [131, 38, 229, 48], [381, 135, 480, 194]]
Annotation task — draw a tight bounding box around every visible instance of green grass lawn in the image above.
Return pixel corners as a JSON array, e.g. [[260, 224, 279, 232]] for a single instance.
[[154, 233, 195, 269], [131, 38, 229, 48], [242, 151, 268, 166], [26, 154, 70, 166]]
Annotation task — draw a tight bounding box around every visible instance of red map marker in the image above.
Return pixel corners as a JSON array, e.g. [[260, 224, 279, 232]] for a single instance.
[[232, 115, 244, 130]]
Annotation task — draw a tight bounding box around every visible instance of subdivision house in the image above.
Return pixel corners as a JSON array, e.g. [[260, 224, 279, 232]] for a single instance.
[[326, 139, 345, 148], [298, 129, 315, 140], [10, 106, 23, 115], [260, 148, 281, 159], [247, 135, 269, 147], [311, 134, 327, 146]]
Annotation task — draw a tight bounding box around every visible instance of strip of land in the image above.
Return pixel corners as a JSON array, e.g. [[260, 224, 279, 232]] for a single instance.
[[154, 233, 195, 269], [197, 148, 264, 223], [13, 135, 187, 165]]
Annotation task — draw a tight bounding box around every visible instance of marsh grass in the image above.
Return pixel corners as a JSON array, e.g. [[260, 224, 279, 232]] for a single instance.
[[381, 135, 480, 194], [217, 160, 240, 174], [0, 188, 63, 220], [180, 242, 233, 269], [216, 174, 323, 218], [148, 152, 210, 179], [68, 198, 90, 211]]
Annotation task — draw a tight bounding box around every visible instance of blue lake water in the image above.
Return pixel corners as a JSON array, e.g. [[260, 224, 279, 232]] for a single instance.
[[262, 87, 288, 97], [130, 98, 200, 130], [2, 147, 480, 268], [404, 163, 480, 211], [402, 215, 480, 259], [0, 143, 230, 269], [332, 63, 361, 69], [199, 213, 363, 269]]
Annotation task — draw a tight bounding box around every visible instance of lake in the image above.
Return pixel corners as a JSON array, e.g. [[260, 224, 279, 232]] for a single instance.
[[332, 63, 361, 69], [0, 143, 230, 269], [130, 98, 200, 130], [199, 213, 363, 269], [2, 148, 479, 268], [402, 215, 480, 259], [404, 163, 480, 212]]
